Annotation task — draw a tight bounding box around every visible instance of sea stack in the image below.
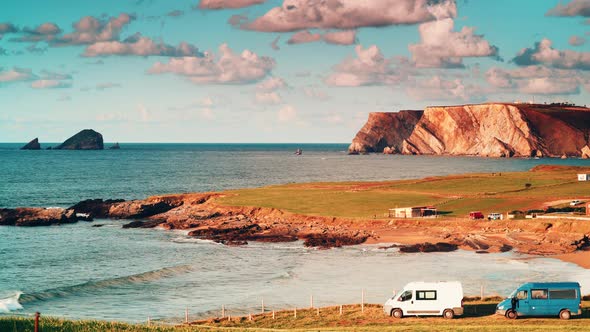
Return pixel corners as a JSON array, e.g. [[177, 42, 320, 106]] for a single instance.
[[20, 138, 41, 150], [54, 129, 104, 150]]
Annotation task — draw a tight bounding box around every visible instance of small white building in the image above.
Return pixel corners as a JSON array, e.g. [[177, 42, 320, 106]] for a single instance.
[[390, 206, 437, 218], [578, 174, 589, 181]]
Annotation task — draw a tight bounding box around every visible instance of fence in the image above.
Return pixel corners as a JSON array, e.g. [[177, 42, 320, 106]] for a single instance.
[[143, 286, 499, 326]]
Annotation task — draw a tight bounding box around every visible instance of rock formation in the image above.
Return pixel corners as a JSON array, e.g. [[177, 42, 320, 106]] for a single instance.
[[54, 129, 104, 150], [20, 138, 41, 150], [109, 143, 120, 150], [0, 207, 78, 226], [350, 103, 590, 158], [348, 111, 423, 154]]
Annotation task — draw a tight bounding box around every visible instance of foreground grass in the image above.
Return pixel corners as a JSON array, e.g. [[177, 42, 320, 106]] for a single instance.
[[3, 302, 590, 331], [196, 301, 590, 332], [219, 166, 590, 218]]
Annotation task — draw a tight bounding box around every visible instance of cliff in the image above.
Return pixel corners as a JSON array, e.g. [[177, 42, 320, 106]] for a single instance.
[[21, 138, 41, 150], [54, 129, 104, 150], [348, 111, 423, 154], [349, 103, 590, 158]]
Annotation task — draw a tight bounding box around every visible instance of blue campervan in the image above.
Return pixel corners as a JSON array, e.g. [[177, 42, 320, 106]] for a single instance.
[[496, 282, 582, 319]]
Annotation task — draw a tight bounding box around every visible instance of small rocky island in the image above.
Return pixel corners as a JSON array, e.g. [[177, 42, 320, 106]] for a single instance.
[[20, 130, 108, 150], [20, 138, 41, 150], [54, 129, 104, 150]]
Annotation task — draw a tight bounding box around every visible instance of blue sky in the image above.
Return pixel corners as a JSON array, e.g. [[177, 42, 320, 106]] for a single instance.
[[0, 0, 589, 143]]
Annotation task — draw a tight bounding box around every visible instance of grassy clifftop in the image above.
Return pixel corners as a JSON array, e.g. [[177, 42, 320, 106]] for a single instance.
[[219, 165, 590, 219]]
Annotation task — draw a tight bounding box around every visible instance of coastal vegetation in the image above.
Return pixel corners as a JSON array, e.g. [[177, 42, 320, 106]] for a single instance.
[[2, 300, 590, 331], [220, 165, 590, 219]]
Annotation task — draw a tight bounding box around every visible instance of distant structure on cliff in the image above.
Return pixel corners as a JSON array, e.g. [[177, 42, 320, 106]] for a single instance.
[[349, 103, 590, 158]]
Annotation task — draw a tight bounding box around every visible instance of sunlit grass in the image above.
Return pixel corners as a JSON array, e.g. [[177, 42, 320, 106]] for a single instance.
[[219, 168, 590, 218]]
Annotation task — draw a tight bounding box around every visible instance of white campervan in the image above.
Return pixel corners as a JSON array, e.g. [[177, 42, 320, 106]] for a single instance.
[[383, 281, 464, 319]]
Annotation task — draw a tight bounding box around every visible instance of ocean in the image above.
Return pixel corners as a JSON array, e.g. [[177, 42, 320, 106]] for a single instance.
[[1, 143, 590, 322]]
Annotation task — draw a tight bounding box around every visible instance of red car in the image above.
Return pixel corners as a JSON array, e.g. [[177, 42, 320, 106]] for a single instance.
[[469, 211, 484, 220]]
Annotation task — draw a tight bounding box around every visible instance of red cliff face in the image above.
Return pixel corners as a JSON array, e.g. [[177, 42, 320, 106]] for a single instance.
[[350, 103, 590, 158], [348, 110, 423, 154]]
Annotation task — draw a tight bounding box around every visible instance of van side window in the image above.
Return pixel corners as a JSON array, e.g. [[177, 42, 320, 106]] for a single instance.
[[531, 289, 548, 299], [549, 289, 577, 299], [416, 290, 437, 300], [398, 290, 412, 302], [516, 290, 528, 300]]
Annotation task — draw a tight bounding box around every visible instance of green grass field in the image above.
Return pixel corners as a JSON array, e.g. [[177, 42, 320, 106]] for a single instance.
[[219, 167, 590, 219], [4, 301, 590, 331]]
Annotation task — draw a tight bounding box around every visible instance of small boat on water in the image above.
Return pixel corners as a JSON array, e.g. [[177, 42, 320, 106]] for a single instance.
[[295, 148, 302, 155]]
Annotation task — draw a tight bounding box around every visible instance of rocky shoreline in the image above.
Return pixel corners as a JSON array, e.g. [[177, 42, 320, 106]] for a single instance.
[[1, 192, 589, 255], [0, 194, 370, 249]]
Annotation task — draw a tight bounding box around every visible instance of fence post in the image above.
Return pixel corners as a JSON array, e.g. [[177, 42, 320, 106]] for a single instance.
[[272, 310, 275, 319], [34, 312, 40, 332], [147, 316, 151, 327], [261, 298, 264, 314], [249, 313, 252, 321], [294, 307, 297, 318], [310, 294, 314, 308], [340, 305, 343, 315], [480, 285, 484, 300], [185, 307, 189, 323], [222, 304, 225, 318], [316, 307, 320, 316], [361, 289, 365, 313]]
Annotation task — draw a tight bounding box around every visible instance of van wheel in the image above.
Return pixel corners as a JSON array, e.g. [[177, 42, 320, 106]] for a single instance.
[[443, 309, 454, 319], [559, 309, 571, 320], [505, 309, 517, 319], [391, 309, 403, 319]]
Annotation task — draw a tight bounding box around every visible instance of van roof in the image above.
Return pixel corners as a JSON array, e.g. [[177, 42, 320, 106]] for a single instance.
[[405, 281, 462, 287], [520, 282, 580, 289]]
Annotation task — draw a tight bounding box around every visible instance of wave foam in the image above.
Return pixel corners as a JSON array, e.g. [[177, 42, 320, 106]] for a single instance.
[[19, 265, 193, 304], [0, 292, 24, 313]]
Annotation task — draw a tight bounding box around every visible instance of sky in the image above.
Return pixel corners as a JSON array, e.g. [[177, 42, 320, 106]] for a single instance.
[[0, 0, 589, 143]]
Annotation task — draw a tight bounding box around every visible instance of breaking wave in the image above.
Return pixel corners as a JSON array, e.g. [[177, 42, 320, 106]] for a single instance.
[[0, 292, 24, 313], [19, 265, 193, 304]]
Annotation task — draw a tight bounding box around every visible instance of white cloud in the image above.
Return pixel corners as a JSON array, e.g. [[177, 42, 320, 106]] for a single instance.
[[323, 30, 356, 45], [84, 35, 200, 57], [149, 44, 275, 84], [0, 68, 35, 82], [406, 75, 484, 101], [246, 0, 457, 32], [546, 0, 590, 17], [287, 30, 321, 44], [257, 77, 286, 91], [199, 0, 266, 9], [325, 45, 405, 86], [255, 91, 283, 104], [31, 79, 71, 89], [513, 38, 590, 70], [278, 105, 297, 122], [408, 18, 499, 68], [569, 35, 586, 46], [485, 65, 587, 95]]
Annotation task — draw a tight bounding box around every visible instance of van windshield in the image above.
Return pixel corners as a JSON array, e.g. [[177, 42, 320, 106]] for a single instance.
[[508, 289, 518, 298]]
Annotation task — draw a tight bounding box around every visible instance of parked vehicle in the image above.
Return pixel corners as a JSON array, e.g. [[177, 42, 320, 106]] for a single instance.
[[570, 200, 582, 206], [487, 213, 503, 220], [496, 282, 581, 319], [469, 211, 484, 220], [383, 281, 464, 319]]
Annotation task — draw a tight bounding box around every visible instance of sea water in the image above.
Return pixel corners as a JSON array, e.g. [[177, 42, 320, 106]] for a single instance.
[[1, 143, 589, 322]]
